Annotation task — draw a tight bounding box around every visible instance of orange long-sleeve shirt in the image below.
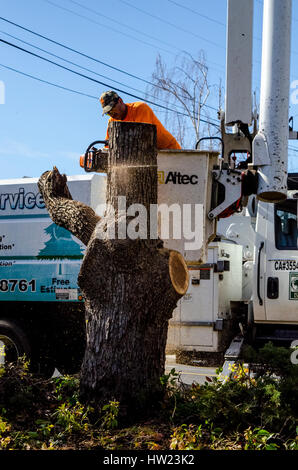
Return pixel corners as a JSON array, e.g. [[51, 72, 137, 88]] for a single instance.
[[105, 102, 181, 150]]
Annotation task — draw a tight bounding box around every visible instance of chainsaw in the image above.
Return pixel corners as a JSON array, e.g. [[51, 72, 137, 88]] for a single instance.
[[79, 140, 108, 172]]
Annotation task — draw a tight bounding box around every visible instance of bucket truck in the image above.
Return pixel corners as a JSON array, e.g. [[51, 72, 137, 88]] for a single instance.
[[167, 0, 298, 364]]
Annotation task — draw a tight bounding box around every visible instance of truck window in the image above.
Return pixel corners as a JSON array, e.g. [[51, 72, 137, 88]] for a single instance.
[[275, 199, 298, 250]]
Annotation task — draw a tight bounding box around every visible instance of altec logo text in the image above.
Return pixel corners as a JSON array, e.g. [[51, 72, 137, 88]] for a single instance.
[[158, 171, 198, 185]]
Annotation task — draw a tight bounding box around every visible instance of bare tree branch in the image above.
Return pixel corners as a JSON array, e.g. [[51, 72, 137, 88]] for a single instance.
[[149, 51, 220, 148]]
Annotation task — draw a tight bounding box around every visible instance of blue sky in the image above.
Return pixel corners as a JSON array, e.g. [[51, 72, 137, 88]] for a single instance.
[[0, 0, 298, 180]]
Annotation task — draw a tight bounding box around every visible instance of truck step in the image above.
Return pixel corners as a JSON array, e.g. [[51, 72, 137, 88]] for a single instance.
[[224, 335, 244, 360]]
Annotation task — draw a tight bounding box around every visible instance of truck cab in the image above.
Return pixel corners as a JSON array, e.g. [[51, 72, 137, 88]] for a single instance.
[[252, 175, 298, 343]]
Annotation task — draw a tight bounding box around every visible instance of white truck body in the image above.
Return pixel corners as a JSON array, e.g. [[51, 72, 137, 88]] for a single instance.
[[166, 187, 298, 358], [167, 241, 243, 354]]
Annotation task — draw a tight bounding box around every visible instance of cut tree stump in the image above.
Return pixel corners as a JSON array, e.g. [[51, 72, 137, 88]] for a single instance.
[[38, 121, 189, 417]]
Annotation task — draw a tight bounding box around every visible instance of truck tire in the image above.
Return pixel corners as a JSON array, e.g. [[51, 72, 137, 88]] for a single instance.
[[0, 319, 31, 366], [0, 319, 55, 378]]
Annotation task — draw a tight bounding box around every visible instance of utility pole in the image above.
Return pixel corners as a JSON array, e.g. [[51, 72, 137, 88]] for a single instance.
[[253, 0, 292, 202]]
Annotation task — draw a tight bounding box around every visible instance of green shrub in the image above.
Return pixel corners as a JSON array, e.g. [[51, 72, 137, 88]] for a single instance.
[[100, 400, 120, 430], [166, 349, 297, 438], [1, 342, 298, 450]]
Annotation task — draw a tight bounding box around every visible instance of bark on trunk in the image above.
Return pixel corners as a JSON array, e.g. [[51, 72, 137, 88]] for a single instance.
[[38, 121, 189, 418]]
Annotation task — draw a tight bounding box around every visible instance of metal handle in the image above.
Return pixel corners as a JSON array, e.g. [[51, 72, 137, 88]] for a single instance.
[[196, 136, 224, 159], [257, 241, 264, 306]]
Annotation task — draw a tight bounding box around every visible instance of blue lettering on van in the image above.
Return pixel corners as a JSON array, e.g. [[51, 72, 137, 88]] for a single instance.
[[0, 188, 45, 210]]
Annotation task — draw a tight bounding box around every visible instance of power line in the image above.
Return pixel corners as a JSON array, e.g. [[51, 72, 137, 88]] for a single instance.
[[63, 0, 225, 73], [0, 16, 221, 113], [44, 0, 227, 76], [0, 37, 220, 128], [43, 0, 175, 57], [0, 16, 156, 87], [166, 0, 225, 27], [166, 0, 298, 60], [42, 2, 223, 112], [0, 61, 98, 99], [2, 60, 297, 157], [65, 0, 179, 52], [166, 0, 259, 48], [118, 0, 225, 50], [0, 60, 218, 123], [0, 37, 153, 100], [1, 28, 217, 116], [0, 60, 220, 133], [0, 29, 173, 104]]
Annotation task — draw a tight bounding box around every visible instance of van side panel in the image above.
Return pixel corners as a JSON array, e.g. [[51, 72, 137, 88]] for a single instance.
[[0, 175, 105, 302]]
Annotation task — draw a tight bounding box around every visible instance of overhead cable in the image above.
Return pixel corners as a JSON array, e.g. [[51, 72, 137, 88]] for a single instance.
[[0, 61, 98, 99], [118, 0, 225, 49], [0, 38, 220, 128], [0, 16, 220, 112]]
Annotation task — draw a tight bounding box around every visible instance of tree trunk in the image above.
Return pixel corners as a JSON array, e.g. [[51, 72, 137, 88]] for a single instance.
[[38, 121, 189, 418]]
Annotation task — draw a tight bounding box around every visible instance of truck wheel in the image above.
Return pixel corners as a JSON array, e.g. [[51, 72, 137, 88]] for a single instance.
[[0, 319, 31, 366]]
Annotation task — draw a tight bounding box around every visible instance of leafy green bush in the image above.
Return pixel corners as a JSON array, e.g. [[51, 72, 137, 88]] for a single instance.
[[161, 344, 298, 444], [52, 402, 91, 434], [100, 400, 120, 430], [0, 342, 298, 450], [53, 375, 80, 404]]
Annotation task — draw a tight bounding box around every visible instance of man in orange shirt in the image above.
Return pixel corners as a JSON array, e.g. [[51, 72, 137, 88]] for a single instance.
[[80, 91, 181, 172], [100, 90, 181, 150]]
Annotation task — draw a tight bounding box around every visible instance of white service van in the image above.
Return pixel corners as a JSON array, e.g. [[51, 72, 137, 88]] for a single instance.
[[0, 174, 106, 376]]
